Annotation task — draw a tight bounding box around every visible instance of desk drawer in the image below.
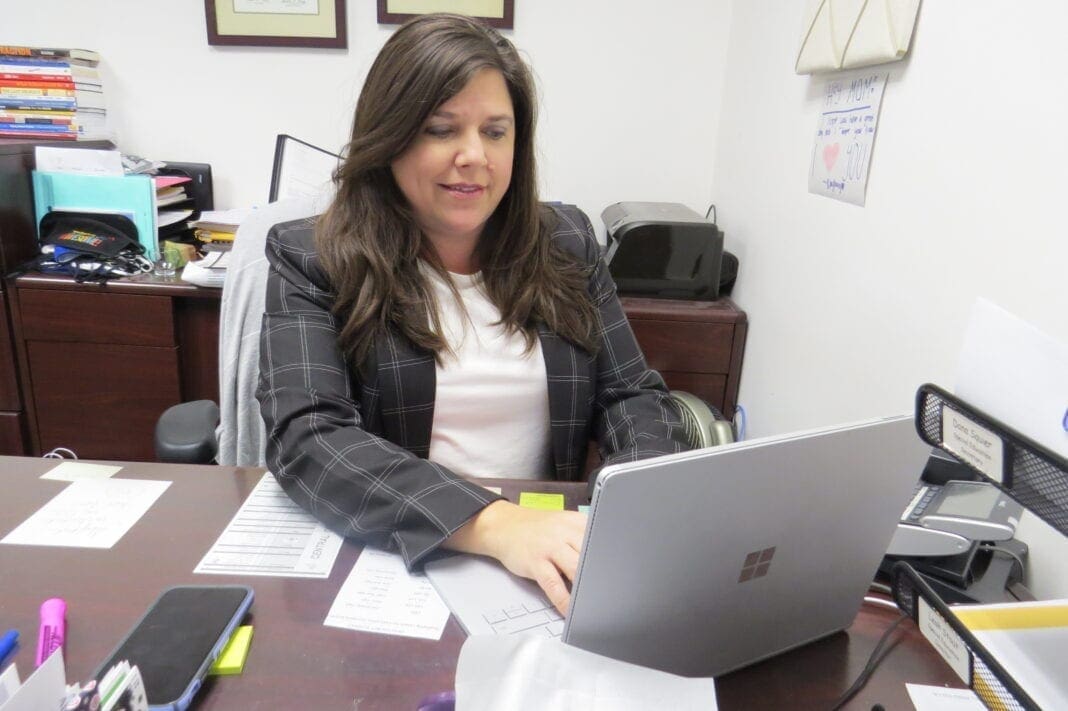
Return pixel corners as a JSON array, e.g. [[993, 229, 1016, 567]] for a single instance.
[[629, 320, 736, 374], [18, 289, 175, 347], [29, 341, 180, 460]]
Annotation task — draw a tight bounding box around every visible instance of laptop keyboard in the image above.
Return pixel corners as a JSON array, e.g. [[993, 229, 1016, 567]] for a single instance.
[[482, 598, 566, 637]]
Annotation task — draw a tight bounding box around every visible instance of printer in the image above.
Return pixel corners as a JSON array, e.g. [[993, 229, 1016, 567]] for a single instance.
[[601, 201, 724, 300]]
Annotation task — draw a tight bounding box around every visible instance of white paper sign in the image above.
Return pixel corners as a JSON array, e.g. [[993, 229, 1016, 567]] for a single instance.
[[942, 407, 1004, 482], [809, 72, 887, 206], [917, 598, 970, 683]]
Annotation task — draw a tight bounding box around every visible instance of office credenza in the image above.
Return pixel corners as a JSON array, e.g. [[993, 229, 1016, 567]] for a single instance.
[[0, 139, 114, 455], [6, 278, 745, 462], [0, 458, 964, 710], [621, 296, 747, 420], [7, 273, 219, 461]]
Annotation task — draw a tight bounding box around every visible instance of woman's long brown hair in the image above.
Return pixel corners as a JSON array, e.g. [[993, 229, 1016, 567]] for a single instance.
[[316, 14, 599, 365]]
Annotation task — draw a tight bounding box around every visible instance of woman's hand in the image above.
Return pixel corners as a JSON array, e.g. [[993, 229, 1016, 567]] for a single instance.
[[445, 500, 588, 616]]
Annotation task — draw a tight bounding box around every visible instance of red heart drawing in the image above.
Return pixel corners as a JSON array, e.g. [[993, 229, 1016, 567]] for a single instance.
[[822, 143, 840, 172]]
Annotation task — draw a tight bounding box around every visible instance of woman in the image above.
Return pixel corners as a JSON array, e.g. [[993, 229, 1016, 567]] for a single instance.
[[256, 13, 688, 614]]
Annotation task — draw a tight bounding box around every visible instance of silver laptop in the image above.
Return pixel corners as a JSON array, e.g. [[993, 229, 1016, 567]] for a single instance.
[[425, 415, 929, 677]]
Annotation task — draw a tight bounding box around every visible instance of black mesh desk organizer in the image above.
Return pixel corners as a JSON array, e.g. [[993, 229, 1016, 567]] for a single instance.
[[891, 383, 1068, 711]]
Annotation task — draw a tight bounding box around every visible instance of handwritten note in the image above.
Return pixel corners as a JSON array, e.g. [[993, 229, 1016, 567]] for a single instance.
[[809, 72, 888, 206], [324, 547, 450, 640], [194, 473, 342, 578], [1, 479, 170, 549]]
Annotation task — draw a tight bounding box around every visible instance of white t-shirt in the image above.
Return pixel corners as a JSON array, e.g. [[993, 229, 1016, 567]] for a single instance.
[[424, 265, 552, 480]]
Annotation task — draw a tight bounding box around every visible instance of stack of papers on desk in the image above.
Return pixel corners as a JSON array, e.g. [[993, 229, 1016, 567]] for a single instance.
[[181, 251, 230, 288]]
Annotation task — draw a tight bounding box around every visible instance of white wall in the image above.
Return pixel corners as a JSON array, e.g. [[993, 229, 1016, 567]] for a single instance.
[[712, 1, 1068, 596], [713, 1, 1068, 439], [4, 1, 733, 232]]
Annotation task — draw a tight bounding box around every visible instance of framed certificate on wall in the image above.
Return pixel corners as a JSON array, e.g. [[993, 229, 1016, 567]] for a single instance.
[[205, 0, 347, 48], [377, 0, 514, 29]]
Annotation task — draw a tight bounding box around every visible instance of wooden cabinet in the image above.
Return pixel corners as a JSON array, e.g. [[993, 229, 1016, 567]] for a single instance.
[[7, 276, 745, 461], [8, 274, 220, 461], [622, 296, 747, 420], [0, 138, 114, 454]]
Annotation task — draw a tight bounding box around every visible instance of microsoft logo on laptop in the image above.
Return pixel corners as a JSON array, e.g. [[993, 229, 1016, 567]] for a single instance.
[[738, 546, 776, 583]]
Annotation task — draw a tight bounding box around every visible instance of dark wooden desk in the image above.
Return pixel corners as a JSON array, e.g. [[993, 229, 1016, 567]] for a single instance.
[[0, 457, 962, 709]]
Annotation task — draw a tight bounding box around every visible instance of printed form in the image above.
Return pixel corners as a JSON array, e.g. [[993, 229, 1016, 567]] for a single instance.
[[195, 473, 342, 578], [324, 547, 451, 641]]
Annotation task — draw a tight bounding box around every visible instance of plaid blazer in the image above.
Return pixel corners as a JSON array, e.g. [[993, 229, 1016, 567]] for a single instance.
[[257, 205, 688, 567]]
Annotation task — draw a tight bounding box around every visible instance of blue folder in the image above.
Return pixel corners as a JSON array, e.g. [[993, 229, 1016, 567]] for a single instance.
[[32, 171, 158, 259]]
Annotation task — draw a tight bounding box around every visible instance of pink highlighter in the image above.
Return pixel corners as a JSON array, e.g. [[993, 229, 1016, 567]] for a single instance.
[[36, 598, 66, 667]]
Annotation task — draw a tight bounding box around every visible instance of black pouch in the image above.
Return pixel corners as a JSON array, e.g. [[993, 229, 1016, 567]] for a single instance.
[[36, 211, 150, 283], [39, 211, 144, 257]]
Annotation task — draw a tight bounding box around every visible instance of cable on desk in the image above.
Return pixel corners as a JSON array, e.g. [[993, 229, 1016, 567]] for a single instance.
[[829, 613, 909, 711], [863, 596, 900, 612], [704, 203, 717, 224], [734, 404, 747, 441], [978, 543, 1026, 579], [43, 447, 78, 460]]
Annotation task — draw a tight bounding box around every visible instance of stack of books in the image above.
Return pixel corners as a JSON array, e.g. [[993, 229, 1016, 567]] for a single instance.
[[190, 208, 253, 247], [0, 44, 109, 141]]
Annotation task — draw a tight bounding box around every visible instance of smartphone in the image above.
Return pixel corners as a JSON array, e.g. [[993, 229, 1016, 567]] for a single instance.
[[95, 585, 254, 711]]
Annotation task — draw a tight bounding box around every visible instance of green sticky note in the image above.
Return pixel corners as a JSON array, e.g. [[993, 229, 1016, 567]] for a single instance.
[[209, 625, 253, 676], [519, 492, 565, 511], [578, 505, 590, 514]]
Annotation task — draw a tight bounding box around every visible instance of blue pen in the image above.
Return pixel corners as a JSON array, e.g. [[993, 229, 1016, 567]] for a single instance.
[[0, 629, 17, 667]]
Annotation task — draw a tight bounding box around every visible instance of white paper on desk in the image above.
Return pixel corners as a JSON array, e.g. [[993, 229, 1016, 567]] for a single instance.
[[955, 298, 1068, 460], [0, 650, 65, 711], [34, 146, 123, 176], [0, 479, 170, 549], [905, 684, 984, 711], [39, 461, 122, 482], [324, 547, 450, 640], [456, 635, 717, 711], [194, 472, 342, 578]]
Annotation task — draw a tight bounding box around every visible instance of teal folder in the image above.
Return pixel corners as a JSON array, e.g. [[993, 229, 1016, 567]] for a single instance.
[[32, 171, 158, 259]]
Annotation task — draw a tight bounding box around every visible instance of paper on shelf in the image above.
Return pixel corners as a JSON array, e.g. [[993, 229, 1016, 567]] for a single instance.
[[952, 599, 1068, 710], [955, 298, 1068, 460], [34, 146, 123, 176]]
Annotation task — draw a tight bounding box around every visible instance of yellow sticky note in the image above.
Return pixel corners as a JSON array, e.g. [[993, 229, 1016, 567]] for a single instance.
[[209, 625, 253, 676], [519, 492, 565, 511]]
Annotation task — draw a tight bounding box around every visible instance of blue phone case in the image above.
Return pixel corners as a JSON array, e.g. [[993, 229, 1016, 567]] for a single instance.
[[94, 585, 254, 711]]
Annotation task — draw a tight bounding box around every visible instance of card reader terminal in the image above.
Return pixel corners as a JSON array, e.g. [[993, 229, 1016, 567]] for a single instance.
[[904, 480, 1021, 541]]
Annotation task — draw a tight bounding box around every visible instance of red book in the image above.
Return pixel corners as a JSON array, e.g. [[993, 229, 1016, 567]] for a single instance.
[[0, 72, 73, 83], [0, 78, 76, 90]]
